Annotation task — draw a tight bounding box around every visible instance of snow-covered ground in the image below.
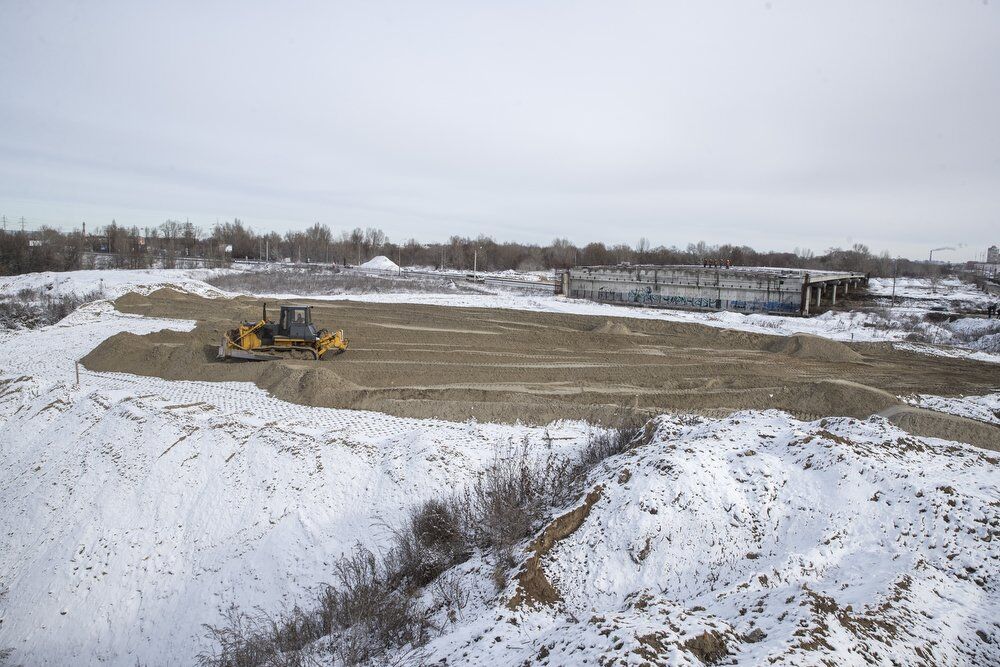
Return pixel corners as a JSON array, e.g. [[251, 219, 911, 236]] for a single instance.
[[401, 265, 555, 282], [1, 269, 998, 665], [404, 412, 1000, 666], [904, 393, 1000, 426], [0, 268, 231, 301], [868, 276, 996, 308]]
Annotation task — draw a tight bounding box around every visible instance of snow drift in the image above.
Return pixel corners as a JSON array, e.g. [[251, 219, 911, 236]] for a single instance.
[[407, 412, 1000, 666]]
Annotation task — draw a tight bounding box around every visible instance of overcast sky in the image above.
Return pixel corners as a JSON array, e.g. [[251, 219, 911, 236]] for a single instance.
[[1, 1, 997, 260]]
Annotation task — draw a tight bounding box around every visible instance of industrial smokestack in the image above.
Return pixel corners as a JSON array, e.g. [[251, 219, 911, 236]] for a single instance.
[[928, 246, 955, 262]]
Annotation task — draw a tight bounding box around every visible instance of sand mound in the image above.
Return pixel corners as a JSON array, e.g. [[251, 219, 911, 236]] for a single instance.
[[883, 407, 1000, 452], [765, 334, 863, 363], [82, 330, 214, 379], [786, 380, 898, 418], [590, 321, 632, 336], [81, 329, 361, 406]]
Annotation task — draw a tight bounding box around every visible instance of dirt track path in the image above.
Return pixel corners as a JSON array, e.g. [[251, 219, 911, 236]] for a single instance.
[[82, 290, 1000, 445]]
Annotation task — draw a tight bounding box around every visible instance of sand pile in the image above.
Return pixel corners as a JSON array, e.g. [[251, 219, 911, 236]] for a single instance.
[[783, 380, 898, 417], [81, 328, 360, 410], [590, 321, 633, 336], [82, 330, 215, 380], [765, 333, 863, 363], [884, 407, 1000, 452]]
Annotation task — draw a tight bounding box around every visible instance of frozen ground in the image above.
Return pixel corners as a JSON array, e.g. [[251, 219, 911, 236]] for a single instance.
[[0, 269, 997, 665], [904, 393, 1000, 426], [869, 276, 996, 309], [399, 412, 1000, 666], [0, 268, 232, 301]]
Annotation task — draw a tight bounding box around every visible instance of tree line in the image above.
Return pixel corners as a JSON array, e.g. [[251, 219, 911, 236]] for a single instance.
[[0, 218, 952, 278]]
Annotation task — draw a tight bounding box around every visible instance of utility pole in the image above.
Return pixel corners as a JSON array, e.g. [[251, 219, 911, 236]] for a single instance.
[[473, 247, 477, 280], [20, 216, 26, 232], [266, 238, 269, 262], [891, 257, 898, 306]]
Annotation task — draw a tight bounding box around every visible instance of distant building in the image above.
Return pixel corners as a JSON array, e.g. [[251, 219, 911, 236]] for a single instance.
[[988, 245, 999, 264]]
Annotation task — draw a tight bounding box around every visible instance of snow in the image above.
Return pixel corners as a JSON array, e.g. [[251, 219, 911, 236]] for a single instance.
[[358, 255, 400, 272], [2, 269, 998, 664], [903, 393, 1000, 426], [406, 412, 1000, 666], [868, 276, 995, 308], [0, 301, 592, 665], [403, 266, 553, 282], [0, 269, 231, 301]]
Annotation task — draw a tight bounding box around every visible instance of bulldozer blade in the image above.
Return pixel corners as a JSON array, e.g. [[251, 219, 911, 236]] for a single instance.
[[218, 334, 280, 361], [222, 349, 281, 361]]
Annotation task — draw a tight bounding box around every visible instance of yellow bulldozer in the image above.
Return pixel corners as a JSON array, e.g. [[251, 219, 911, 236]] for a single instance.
[[218, 303, 348, 361]]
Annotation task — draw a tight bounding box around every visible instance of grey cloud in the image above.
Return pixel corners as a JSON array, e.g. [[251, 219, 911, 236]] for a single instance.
[[0, 1, 997, 260]]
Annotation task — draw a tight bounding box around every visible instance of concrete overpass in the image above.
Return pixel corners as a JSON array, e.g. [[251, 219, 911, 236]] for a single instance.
[[561, 264, 867, 316]]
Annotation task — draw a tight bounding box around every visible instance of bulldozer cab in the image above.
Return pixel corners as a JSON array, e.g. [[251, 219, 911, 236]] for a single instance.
[[279, 305, 317, 341]]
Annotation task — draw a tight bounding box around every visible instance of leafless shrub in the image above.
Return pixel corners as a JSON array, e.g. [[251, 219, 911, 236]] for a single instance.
[[577, 408, 643, 472], [198, 604, 316, 667], [321, 545, 430, 662], [0, 287, 105, 330], [389, 498, 469, 591], [431, 571, 470, 625], [950, 320, 1000, 344], [903, 330, 935, 344], [201, 545, 431, 667], [464, 440, 570, 554], [0, 585, 18, 667]]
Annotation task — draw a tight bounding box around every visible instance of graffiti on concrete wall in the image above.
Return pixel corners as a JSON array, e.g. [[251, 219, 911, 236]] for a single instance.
[[627, 287, 718, 309], [728, 299, 798, 313], [586, 285, 797, 313]]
